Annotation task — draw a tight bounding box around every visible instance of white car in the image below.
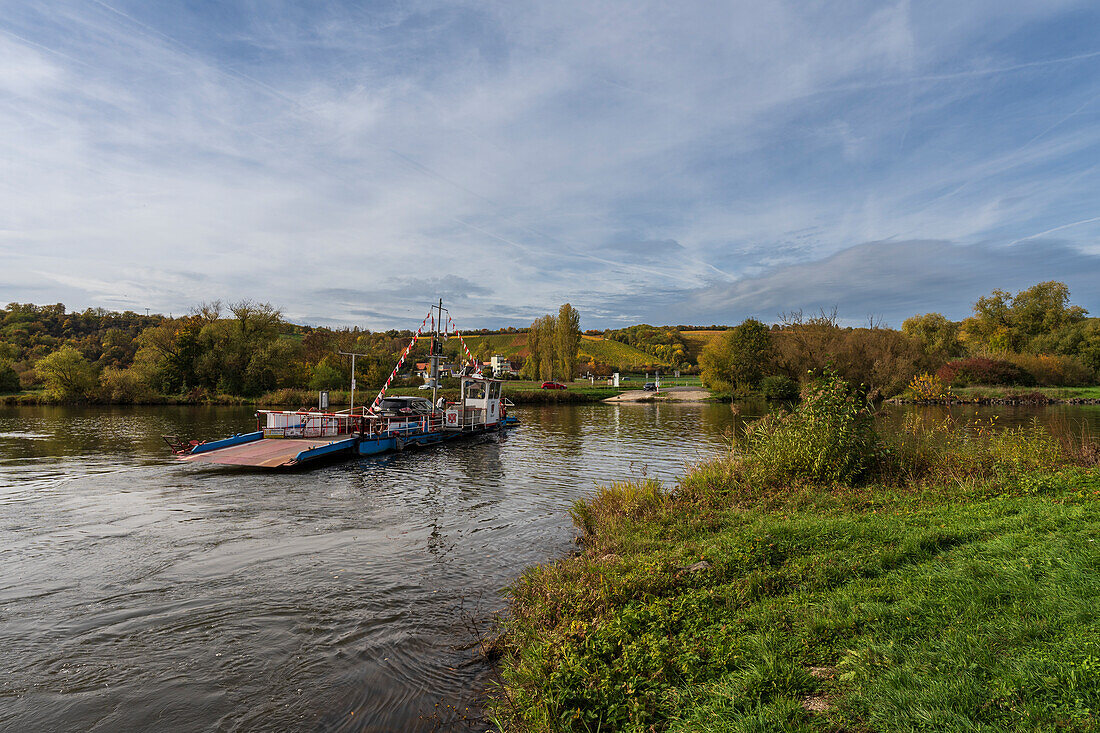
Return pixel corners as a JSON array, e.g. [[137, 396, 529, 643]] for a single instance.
[[418, 382, 437, 390]]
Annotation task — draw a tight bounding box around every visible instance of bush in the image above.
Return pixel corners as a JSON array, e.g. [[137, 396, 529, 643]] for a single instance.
[[737, 370, 876, 484], [878, 413, 1065, 483], [906, 372, 951, 401], [99, 366, 156, 403], [936, 357, 1033, 387], [0, 360, 18, 393], [1004, 353, 1094, 386], [759, 375, 798, 400]]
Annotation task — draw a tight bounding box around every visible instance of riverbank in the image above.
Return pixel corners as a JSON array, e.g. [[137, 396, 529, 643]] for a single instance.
[[489, 378, 1100, 731], [890, 385, 1100, 406], [603, 387, 714, 403], [0, 383, 627, 407]]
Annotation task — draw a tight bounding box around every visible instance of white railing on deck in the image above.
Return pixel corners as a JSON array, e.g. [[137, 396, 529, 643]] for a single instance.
[[260, 410, 356, 438]]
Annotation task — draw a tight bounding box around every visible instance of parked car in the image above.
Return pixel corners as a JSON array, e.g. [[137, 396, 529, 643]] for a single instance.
[[418, 382, 437, 390], [541, 381, 567, 390], [643, 382, 657, 391]]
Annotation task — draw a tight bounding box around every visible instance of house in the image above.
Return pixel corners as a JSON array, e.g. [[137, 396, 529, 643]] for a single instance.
[[490, 354, 519, 377], [414, 362, 458, 380]]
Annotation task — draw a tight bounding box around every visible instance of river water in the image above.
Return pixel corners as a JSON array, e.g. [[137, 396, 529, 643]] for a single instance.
[[0, 403, 748, 732], [2, 401, 1097, 732]]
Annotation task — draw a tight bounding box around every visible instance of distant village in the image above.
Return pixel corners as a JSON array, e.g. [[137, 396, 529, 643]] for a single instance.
[[414, 355, 521, 380]]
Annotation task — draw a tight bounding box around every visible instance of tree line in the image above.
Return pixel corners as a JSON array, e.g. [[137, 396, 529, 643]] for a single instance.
[[699, 281, 1100, 399], [0, 299, 588, 402]]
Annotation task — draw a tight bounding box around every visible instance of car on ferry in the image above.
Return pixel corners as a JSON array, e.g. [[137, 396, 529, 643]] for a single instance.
[[374, 396, 434, 416]]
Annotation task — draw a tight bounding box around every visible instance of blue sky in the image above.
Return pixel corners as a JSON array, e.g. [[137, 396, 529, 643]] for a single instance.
[[2, 1, 1100, 328]]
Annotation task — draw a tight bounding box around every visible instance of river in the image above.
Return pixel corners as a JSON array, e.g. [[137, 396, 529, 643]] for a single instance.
[[1, 401, 1097, 732]]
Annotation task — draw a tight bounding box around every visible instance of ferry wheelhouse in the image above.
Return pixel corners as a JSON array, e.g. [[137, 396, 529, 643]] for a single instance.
[[170, 301, 517, 468]]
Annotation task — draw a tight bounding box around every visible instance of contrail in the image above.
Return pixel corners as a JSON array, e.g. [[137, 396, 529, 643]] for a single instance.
[[1009, 216, 1100, 244]]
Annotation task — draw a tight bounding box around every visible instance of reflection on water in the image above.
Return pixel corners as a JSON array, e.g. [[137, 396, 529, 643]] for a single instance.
[[2, 400, 1095, 731], [0, 402, 743, 732]]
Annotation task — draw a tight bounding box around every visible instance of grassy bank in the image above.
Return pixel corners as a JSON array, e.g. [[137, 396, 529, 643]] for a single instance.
[[490, 376, 1100, 732], [892, 385, 1100, 405]]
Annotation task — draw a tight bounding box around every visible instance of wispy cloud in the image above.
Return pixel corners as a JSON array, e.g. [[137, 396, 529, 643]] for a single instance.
[[1, 1, 1099, 328]]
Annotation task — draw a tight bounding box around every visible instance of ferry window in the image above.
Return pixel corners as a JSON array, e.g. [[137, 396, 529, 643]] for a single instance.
[[489, 382, 501, 399], [467, 382, 486, 399]]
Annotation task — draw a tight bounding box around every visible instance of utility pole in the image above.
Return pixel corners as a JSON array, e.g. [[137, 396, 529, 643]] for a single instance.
[[338, 351, 372, 413]]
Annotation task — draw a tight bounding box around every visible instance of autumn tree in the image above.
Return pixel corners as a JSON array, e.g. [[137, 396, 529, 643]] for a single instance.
[[35, 346, 100, 400], [555, 304, 582, 379], [901, 313, 962, 357], [699, 318, 774, 392]]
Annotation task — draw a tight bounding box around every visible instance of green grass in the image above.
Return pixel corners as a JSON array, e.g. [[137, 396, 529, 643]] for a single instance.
[[952, 386, 1100, 401], [493, 472, 1100, 732], [490, 378, 1100, 732]]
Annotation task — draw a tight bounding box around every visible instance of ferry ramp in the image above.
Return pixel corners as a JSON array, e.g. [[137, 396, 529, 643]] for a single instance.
[[182, 437, 352, 468]]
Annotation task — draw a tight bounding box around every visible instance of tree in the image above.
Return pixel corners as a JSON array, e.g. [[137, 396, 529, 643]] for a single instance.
[[35, 346, 99, 400], [555, 304, 582, 380], [522, 324, 542, 380], [309, 360, 344, 390], [961, 282, 1087, 354], [536, 315, 557, 380], [901, 313, 962, 357], [0, 359, 18, 393], [699, 318, 774, 393]]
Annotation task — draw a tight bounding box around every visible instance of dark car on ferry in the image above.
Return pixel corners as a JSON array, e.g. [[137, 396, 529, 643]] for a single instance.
[[541, 381, 567, 390]]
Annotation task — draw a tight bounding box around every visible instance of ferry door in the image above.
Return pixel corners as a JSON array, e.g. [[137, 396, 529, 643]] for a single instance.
[[487, 381, 501, 425]]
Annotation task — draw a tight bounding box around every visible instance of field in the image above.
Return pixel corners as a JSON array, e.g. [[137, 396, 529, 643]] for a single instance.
[[679, 329, 725, 362], [459, 333, 670, 371]]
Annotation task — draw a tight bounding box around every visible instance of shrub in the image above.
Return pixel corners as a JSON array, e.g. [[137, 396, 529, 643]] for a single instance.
[[737, 370, 876, 484], [760, 375, 798, 400], [906, 372, 951, 401], [99, 366, 156, 403], [1004, 353, 1094, 386], [936, 357, 1033, 387], [0, 360, 18, 393], [878, 413, 1065, 483]]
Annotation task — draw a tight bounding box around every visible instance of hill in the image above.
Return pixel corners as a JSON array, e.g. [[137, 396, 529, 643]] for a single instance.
[[679, 329, 726, 361], [460, 332, 670, 371]]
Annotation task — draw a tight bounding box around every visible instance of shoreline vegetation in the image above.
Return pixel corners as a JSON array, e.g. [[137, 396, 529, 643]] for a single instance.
[[0, 383, 633, 407], [488, 372, 1100, 731], [6, 280, 1100, 409]]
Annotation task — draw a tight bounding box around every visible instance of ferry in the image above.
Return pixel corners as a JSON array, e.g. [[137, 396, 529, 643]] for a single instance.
[[165, 300, 518, 468]]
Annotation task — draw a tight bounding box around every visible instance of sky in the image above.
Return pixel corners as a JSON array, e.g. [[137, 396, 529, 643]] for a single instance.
[[2, 1, 1100, 329]]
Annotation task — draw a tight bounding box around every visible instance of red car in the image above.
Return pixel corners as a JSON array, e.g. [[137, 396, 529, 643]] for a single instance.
[[541, 381, 567, 390]]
